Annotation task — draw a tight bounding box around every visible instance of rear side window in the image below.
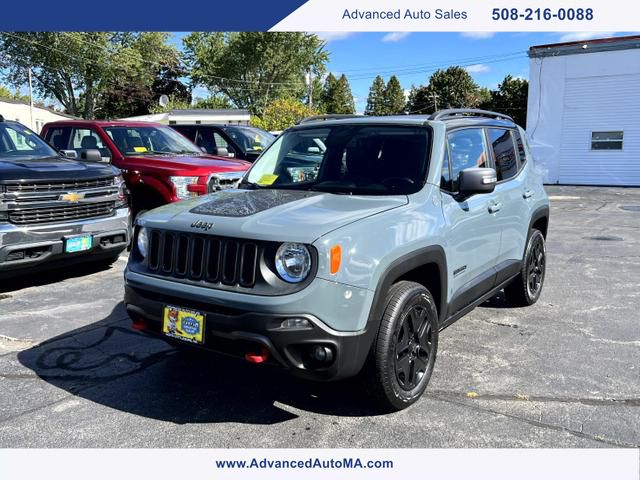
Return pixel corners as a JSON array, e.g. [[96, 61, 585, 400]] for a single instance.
[[513, 129, 527, 166], [488, 128, 518, 181], [447, 128, 488, 191]]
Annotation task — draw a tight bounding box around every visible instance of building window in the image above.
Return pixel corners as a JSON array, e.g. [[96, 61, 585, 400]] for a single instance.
[[591, 131, 623, 150]]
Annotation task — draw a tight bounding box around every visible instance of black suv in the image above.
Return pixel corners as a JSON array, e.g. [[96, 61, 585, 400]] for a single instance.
[[171, 124, 274, 162]]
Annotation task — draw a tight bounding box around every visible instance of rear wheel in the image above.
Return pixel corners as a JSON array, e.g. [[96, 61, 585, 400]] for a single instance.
[[363, 281, 438, 411], [505, 229, 546, 306]]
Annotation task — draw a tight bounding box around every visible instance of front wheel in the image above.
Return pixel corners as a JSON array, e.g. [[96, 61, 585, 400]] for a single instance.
[[505, 229, 546, 306], [363, 281, 439, 411]]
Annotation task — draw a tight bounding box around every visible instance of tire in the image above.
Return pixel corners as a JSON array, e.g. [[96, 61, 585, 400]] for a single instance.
[[363, 281, 439, 411], [505, 229, 546, 307]]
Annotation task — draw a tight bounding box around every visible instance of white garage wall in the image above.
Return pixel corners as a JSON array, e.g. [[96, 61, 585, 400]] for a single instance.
[[527, 48, 640, 186], [560, 74, 640, 186]]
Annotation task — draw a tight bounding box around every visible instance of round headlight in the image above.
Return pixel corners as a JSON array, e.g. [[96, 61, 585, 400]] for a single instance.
[[275, 243, 311, 283], [137, 227, 148, 258]]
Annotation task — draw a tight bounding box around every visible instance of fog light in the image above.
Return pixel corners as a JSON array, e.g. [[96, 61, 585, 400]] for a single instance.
[[280, 318, 311, 330], [312, 345, 334, 364]]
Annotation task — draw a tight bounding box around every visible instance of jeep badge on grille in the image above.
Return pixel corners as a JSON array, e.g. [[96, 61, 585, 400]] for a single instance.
[[191, 220, 213, 231]]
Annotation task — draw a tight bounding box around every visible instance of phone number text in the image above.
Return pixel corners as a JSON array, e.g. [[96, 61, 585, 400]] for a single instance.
[[492, 7, 594, 21]]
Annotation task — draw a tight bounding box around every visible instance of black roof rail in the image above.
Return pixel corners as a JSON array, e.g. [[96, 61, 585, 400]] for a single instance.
[[430, 109, 514, 122], [297, 114, 363, 124]]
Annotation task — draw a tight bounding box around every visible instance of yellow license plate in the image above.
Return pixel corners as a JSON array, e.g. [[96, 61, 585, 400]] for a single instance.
[[162, 305, 205, 344]]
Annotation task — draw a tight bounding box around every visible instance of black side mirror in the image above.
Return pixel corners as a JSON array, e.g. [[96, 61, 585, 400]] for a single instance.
[[458, 167, 497, 196], [213, 147, 229, 157], [60, 149, 78, 159], [80, 149, 102, 162]]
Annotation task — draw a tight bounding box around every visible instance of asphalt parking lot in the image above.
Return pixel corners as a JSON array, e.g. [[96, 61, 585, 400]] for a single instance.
[[0, 185, 638, 448]]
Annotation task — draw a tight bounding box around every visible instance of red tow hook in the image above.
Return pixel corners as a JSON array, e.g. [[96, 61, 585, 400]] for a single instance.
[[245, 347, 270, 364], [131, 317, 146, 331]]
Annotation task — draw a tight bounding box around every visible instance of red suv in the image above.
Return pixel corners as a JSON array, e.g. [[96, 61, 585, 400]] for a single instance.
[[41, 121, 251, 217]]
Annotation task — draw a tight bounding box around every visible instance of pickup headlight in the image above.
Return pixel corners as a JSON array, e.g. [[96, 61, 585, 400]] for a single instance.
[[136, 227, 148, 259], [275, 243, 311, 283], [113, 175, 128, 208], [169, 176, 200, 200]]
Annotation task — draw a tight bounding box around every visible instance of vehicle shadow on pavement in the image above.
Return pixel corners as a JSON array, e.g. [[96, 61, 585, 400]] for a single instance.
[[0, 260, 117, 293], [17, 303, 383, 425]]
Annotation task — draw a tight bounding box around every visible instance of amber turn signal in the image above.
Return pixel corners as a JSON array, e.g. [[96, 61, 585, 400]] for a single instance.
[[330, 245, 342, 274]]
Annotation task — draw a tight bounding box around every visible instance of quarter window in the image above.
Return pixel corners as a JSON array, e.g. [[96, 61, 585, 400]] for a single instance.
[[488, 128, 518, 181], [513, 129, 527, 166], [447, 128, 488, 191], [591, 131, 623, 150]]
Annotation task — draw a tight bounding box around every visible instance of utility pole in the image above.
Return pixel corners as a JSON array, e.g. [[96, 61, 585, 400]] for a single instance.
[[28, 68, 34, 130], [305, 72, 313, 107], [430, 91, 439, 112]]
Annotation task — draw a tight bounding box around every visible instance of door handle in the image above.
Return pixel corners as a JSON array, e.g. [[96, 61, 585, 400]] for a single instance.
[[488, 202, 502, 214], [523, 189, 534, 199]]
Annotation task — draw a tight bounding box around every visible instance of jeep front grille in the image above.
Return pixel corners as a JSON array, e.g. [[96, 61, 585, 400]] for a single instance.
[[8, 201, 115, 225], [147, 230, 259, 288]]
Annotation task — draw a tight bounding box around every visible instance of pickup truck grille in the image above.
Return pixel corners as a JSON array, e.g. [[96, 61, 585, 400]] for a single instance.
[[2, 176, 119, 226], [8, 201, 115, 225], [147, 230, 259, 288], [5, 178, 113, 193]]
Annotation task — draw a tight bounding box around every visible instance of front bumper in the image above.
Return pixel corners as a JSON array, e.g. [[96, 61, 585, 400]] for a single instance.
[[124, 273, 377, 381], [0, 207, 130, 274]]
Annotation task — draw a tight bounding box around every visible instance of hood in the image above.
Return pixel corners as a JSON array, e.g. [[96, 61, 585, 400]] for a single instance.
[[0, 155, 118, 182], [139, 188, 408, 243], [122, 154, 250, 174]]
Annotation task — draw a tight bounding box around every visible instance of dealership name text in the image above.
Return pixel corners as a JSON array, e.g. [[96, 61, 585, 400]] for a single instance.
[[342, 9, 467, 20]]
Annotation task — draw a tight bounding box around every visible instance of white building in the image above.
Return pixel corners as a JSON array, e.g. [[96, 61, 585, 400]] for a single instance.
[[0, 98, 76, 134], [121, 109, 250, 126], [526, 35, 640, 186]]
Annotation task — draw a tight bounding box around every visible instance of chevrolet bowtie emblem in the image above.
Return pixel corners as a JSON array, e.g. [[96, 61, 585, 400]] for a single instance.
[[60, 192, 84, 203]]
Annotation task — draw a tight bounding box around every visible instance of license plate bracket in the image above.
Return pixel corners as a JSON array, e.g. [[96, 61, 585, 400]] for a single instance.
[[162, 305, 205, 345]]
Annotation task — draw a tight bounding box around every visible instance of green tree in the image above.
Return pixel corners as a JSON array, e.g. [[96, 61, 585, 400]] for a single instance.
[[383, 75, 405, 115], [365, 75, 386, 116], [0, 32, 182, 119], [480, 75, 529, 126], [320, 73, 355, 114], [0, 85, 29, 103], [192, 95, 235, 110], [406, 66, 482, 114], [96, 33, 189, 118], [251, 98, 318, 131], [184, 32, 328, 115]]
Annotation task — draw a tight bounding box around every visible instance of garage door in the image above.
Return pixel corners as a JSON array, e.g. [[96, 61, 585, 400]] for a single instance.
[[559, 74, 640, 186]]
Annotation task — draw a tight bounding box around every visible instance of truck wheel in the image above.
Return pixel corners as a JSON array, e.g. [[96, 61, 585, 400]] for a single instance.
[[505, 229, 546, 306], [363, 281, 438, 411]]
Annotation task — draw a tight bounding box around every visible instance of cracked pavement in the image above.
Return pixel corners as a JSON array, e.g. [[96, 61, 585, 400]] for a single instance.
[[0, 186, 638, 448]]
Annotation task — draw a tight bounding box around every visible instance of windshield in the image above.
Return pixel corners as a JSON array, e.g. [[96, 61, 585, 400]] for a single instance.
[[223, 126, 274, 153], [0, 122, 58, 160], [243, 125, 430, 195], [104, 125, 203, 156]]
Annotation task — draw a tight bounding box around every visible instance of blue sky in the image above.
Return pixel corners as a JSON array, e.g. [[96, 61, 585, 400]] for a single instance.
[[173, 31, 632, 113]]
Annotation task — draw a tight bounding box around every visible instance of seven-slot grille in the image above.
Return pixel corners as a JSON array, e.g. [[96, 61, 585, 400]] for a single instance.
[[5, 178, 113, 193], [147, 230, 260, 288], [8, 201, 115, 225]]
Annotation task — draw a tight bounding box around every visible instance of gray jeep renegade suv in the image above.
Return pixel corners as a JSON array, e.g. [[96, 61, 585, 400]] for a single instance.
[[124, 109, 549, 410]]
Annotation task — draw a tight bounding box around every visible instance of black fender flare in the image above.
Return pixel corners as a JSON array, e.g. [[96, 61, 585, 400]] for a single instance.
[[528, 205, 550, 237], [366, 245, 448, 328]]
